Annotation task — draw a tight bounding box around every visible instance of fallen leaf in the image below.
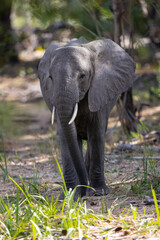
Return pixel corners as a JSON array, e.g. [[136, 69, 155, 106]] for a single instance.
[[90, 201, 97, 206], [61, 229, 67, 236], [123, 230, 131, 236], [115, 226, 123, 232]]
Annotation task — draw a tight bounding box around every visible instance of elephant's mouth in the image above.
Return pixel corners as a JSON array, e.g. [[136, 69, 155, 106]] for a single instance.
[[51, 103, 78, 125]]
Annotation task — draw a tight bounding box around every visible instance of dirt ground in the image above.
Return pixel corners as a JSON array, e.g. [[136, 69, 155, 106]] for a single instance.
[[0, 50, 160, 239]]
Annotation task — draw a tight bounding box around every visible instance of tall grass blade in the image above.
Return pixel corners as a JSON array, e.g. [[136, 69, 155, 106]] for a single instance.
[[31, 216, 36, 240], [16, 187, 19, 225], [56, 159, 67, 193], [0, 154, 8, 182], [0, 220, 10, 236], [9, 176, 32, 207], [0, 198, 10, 215], [130, 204, 137, 223], [31, 215, 42, 239], [151, 185, 160, 226]]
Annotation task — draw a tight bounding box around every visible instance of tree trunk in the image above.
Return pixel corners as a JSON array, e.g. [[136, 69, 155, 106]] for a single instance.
[[111, 0, 137, 133], [0, 0, 18, 65], [117, 89, 137, 133]]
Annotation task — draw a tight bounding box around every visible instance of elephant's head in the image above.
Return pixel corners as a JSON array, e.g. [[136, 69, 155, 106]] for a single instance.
[[38, 39, 135, 125]]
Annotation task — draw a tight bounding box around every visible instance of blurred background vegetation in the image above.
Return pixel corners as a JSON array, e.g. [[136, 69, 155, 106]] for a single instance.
[[0, 0, 159, 63]]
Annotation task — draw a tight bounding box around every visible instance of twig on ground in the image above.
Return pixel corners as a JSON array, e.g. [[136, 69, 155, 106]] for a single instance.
[[117, 143, 160, 153]]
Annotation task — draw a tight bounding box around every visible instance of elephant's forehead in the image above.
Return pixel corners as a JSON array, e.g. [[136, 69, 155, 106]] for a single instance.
[[54, 46, 90, 64]]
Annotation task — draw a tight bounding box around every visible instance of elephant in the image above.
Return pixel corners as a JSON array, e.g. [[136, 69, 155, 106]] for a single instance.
[[38, 38, 135, 197]]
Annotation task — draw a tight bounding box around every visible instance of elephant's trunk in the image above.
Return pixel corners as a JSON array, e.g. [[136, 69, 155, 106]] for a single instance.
[[56, 96, 88, 195]]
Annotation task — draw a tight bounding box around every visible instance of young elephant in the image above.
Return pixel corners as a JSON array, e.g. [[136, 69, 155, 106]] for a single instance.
[[38, 39, 135, 197]]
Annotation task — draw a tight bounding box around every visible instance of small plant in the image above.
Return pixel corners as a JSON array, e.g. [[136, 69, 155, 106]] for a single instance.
[[130, 120, 149, 141], [151, 186, 160, 226], [100, 196, 108, 214], [131, 204, 138, 223], [0, 130, 8, 182], [131, 145, 160, 196], [130, 119, 160, 196], [0, 154, 9, 182], [150, 74, 160, 100]]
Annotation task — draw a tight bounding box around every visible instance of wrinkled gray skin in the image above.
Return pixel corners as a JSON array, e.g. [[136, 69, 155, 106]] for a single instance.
[[38, 39, 135, 197]]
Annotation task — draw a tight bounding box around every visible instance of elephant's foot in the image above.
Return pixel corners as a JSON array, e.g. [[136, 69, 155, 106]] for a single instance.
[[87, 184, 110, 196]]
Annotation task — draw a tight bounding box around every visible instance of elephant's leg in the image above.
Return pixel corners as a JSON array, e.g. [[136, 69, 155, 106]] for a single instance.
[[87, 114, 109, 196], [57, 120, 80, 191]]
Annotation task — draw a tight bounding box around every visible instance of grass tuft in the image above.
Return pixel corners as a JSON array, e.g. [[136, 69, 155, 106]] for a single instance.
[[1, 161, 160, 239]]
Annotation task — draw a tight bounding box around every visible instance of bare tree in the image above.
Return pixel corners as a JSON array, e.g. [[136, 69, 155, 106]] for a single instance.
[[111, 0, 137, 133], [79, 0, 102, 38], [0, 0, 17, 65]]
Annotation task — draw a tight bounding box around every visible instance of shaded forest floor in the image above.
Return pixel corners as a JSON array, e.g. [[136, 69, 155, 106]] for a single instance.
[[0, 49, 160, 239]]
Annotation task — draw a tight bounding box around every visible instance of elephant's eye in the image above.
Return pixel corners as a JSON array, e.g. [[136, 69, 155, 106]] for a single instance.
[[79, 73, 85, 80]]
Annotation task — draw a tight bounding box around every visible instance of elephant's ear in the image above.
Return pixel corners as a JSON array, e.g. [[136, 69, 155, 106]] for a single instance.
[[38, 44, 61, 111], [85, 39, 136, 112]]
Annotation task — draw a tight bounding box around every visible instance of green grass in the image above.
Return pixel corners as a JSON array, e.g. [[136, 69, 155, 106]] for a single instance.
[[123, 120, 160, 197], [1, 182, 160, 239], [1, 161, 160, 239], [131, 145, 160, 197], [0, 161, 102, 239]]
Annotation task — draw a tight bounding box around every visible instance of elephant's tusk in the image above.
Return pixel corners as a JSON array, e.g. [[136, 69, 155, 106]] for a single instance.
[[51, 106, 56, 125], [68, 103, 78, 125]]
